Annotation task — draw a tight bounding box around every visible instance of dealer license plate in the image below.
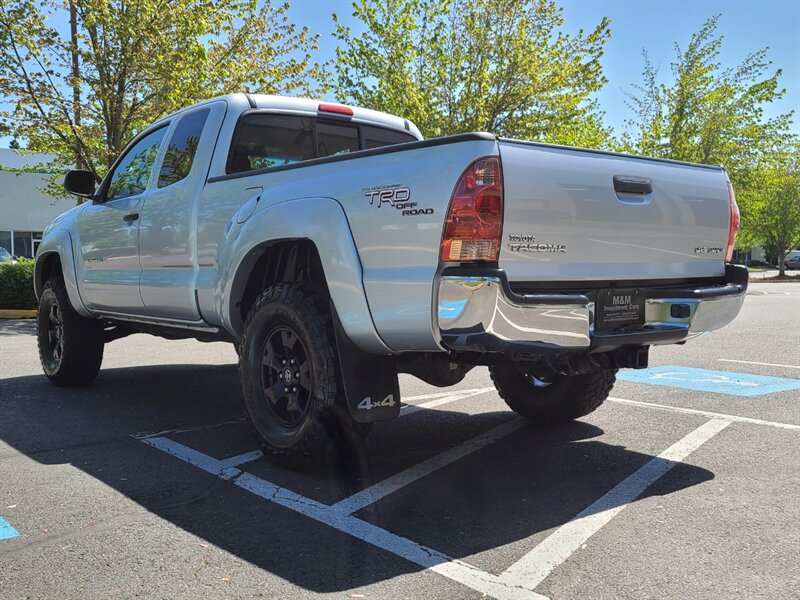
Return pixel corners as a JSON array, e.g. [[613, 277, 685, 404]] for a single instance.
[[595, 289, 645, 330]]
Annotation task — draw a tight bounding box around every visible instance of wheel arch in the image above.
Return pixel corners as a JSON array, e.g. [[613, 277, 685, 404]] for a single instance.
[[232, 238, 328, 328], [34, 232, 92, 318], [220, 197, 391, 355]]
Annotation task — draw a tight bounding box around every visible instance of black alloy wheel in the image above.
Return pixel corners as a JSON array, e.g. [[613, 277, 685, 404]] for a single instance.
[[37, 276, 104, 386], [42, 301, 65, 371], [260, 326, 313, 428]]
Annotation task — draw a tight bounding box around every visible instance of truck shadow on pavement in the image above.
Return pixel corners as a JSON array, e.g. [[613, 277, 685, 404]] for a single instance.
[[0, 363, 716, 593]]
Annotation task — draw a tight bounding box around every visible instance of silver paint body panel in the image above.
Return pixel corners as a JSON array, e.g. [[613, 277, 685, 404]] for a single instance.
[[497, 139, 730, 282]]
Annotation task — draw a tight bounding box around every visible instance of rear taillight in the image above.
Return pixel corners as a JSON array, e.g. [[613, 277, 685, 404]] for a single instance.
[[726, 180, 740, 262], [440, 157, 503, 262]]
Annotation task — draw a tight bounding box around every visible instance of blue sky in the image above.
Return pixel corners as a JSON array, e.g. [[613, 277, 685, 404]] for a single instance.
[[2, 0, 798, 147], [289, 0, 800, 136]]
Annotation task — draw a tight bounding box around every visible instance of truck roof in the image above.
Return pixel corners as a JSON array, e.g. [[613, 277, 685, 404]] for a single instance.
[[160, 93, 424, 141]]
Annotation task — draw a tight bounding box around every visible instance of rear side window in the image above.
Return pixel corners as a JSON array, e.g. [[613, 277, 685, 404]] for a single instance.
[[363, 125, 417, 149], [226, 113, 420, 174], [229, 114, 315, 173], [317, 122, 359, 157], [158, 108, 210, 187]]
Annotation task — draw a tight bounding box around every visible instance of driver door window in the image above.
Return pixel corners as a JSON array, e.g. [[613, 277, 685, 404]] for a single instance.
[[106, 127, 167, 201]]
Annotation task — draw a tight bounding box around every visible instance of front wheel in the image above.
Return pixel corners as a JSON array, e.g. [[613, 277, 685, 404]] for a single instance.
[[489, 367, 617, 424], [37, 276, 105, 386]]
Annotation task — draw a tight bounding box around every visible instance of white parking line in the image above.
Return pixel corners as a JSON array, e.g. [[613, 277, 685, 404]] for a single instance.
[[207, 387, 498, 470], [140, 436, 241, 480], [609, 397, 800, 431], [330, 418, 525, 515], [139, 411, 733, 600], [217, 449, 264, 470], [501, 419, 730, 590], [142, 435, 543, 600], [401, 387, 495, 416], [233, 471, 542, 600], [718, 358, 800, 370]]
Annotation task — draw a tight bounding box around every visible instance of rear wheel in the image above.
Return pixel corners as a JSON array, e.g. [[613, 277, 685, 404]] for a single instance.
[[239, 283, 367, 469], [489, 366, 617, 424], [37, 276, 104, 386]]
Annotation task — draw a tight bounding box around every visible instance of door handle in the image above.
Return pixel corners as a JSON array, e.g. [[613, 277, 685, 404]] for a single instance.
[[123, 212, 139, 223], [613, 175, 652, 195]]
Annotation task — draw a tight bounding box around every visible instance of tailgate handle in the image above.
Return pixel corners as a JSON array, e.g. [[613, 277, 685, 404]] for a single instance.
[[613, 175, 652, 195]]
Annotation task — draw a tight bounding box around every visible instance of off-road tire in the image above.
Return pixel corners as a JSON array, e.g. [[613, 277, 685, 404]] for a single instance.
[[489, 367, 617, 424], [37, 276, 104, 386], [238, 283, 368, 469]]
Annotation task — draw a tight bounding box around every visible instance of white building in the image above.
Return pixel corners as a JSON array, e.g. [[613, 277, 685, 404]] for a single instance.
[[0, 149, 75, 257]]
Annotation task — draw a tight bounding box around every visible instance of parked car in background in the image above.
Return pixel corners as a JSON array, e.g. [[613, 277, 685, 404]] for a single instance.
[[785, 255, 800, 270], [0, 248, 16, 263]]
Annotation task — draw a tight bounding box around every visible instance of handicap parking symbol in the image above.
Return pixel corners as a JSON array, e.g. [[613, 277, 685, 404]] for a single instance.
[[616, 366, 800, 397]]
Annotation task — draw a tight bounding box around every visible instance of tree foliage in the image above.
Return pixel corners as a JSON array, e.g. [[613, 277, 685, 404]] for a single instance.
[[0, 0, 321, 188], [332, 0, 612, 146], [622, 15, 793, 180], [622, 15, 797, 258], [740, 144, 800, 274], [0, 257, 36, 309]]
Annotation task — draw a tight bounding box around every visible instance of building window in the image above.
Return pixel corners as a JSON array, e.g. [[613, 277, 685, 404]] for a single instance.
[[0, 230, 41, 258], [0, 231, 10, 254]]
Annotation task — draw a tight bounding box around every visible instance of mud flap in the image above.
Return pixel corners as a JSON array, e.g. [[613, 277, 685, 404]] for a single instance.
[[332, 308, 401, 423]]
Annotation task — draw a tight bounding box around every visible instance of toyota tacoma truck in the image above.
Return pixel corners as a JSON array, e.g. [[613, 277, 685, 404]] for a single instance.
[[35, 93, 747, 467]]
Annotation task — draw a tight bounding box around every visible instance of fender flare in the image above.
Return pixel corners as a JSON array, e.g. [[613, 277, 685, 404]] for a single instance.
[[218, 197, 392, 355], [34, 231, 92, 318]]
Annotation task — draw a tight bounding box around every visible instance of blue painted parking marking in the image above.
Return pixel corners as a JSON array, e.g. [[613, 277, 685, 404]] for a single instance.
[[617, 366, 800, 397], [0, 516, 19, 541], [438, 299, 467, 319]]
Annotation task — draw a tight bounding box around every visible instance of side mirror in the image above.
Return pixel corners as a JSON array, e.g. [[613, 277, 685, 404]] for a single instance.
[[63, 169, 96, 198]]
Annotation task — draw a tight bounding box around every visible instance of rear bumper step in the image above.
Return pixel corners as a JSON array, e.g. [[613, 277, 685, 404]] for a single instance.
[[436, 265, 747, 354]]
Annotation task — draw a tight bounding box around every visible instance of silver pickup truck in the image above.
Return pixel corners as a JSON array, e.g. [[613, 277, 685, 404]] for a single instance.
[[35, 93, 747, 467]]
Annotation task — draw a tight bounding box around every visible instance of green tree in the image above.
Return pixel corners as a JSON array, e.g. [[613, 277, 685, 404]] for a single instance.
[[742, 146, 800, 276], [0, 0, 321, 193], [332, 0, 612, 145], [623, 15, 793, 169], [623, 15, 796, 258]]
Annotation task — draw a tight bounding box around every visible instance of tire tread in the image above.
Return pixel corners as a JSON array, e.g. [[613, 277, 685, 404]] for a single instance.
[[490, 367, 616, 424]]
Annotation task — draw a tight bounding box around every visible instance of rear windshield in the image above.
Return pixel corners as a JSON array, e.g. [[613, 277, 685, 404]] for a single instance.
[[227, 113, 417, 174]]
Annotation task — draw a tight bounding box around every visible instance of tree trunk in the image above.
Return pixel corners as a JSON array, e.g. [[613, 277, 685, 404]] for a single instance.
[[69, 1, 82, 170]]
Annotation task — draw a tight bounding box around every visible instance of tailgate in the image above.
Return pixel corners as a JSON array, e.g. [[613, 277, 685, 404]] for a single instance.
[[497, 140, 731, 284]]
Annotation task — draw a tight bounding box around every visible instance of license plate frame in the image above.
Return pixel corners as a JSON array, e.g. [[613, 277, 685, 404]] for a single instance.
[[595, 288, 645, 331]]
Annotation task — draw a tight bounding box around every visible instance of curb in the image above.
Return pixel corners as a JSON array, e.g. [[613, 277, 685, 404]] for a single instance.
[[0, 309, 36, 319], [749, 277, 800, 283]]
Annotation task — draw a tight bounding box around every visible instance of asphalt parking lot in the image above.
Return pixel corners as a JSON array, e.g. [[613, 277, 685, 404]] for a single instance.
[[1, 281, 799, 599]]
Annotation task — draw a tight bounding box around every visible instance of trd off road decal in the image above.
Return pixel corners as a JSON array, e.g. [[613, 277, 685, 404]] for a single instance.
[[364, 185, 434, 216]]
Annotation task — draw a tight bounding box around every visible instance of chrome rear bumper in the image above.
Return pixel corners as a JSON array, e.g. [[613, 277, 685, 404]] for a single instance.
[[436, 266, 748, 353]]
